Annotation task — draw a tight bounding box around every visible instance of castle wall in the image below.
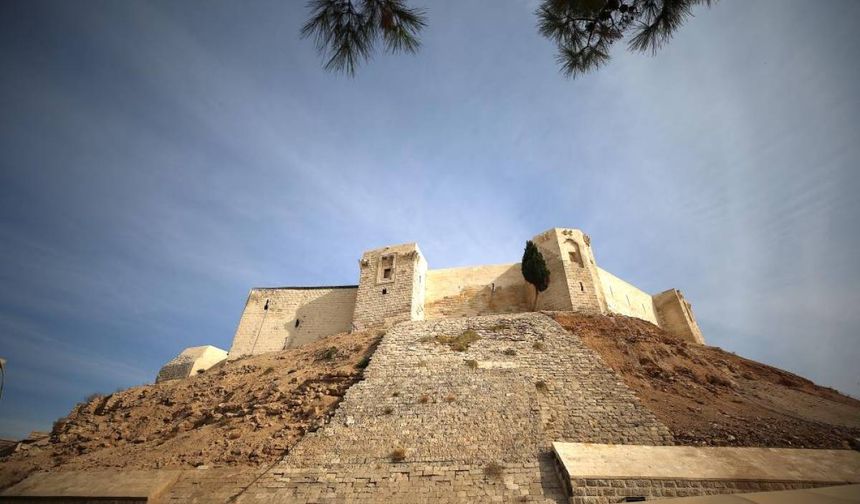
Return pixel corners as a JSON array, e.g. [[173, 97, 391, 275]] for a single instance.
[[653, 289, 705, 344], [224, 227, 706, 356], [228, 286, 357, 358], [424, 263, 531, 318], [597, 268, 659, 325], [352, 243, 426, 329]]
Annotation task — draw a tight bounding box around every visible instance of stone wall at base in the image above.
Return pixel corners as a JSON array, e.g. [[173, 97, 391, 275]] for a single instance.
[[239, 313, 672, 502], [566, 478, 831, 504]]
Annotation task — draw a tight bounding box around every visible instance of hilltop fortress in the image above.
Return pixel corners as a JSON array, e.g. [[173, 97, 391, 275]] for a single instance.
[[10, 227, 860, 504], [228, 227, 704, 358]]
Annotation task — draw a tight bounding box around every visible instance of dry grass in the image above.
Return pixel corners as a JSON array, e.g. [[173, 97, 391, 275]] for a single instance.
[[418, 394, 430, 404], [484, 462, 504, 479], [389, 448, 406, 462], [320, 347, 338, 360], [434, 330, 481, 352], [444, 394, 456, 403]]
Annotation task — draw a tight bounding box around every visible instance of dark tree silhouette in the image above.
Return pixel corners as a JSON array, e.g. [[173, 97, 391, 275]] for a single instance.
[[537, 0, 714, 77], [301, 0, 426, 76], [521, 241, 550, 310], [302, 0, 714, 77]]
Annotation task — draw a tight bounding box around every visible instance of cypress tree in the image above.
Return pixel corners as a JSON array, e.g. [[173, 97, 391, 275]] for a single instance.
[[521, 240, 550, 310]]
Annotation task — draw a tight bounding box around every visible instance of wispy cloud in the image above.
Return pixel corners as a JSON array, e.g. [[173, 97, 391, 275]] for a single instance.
[[0, 0, 858, 438]]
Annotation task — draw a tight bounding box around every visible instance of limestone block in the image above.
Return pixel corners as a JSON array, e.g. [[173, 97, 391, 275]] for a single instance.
[[156, 345, 228, 383]]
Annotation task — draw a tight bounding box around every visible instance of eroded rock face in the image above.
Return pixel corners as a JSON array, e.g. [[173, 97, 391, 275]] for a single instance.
[[551, 312, 860, 450], [0, 329, 383, 491]]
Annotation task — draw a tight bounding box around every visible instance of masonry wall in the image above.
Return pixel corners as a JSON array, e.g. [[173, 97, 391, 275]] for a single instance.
[[240, 313, 673, 502], [228, 287, 357, 358], [567, 477, 828, 503], [653, 289, 705, 344], [424, 263, 530, 318], [352, 243, 427, 329], [597, 268, 659, 325], [532, 230, 574, 311], [533, 228, 607, 315], [156, 346, 227, 383]]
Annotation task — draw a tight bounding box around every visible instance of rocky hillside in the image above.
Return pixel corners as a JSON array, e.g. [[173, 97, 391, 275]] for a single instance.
[[4, 311, 859, 494], [0, 329, 383, 490], [551, 312, 860, 450]]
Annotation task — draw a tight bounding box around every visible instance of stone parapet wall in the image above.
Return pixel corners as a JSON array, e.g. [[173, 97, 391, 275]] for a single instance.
[[567, 478, 827, 504], [228, 286, 357, 357], [553, 442, 860, 503]]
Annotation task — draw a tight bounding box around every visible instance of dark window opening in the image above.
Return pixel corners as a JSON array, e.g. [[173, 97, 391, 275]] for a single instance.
[[566, 239, 584, 267], [382, 288, 388, 295], [579, 282, 584, 292], [295, 319, 301, 328], [623, 498, 646, 502], [379, 254, 395, 282]]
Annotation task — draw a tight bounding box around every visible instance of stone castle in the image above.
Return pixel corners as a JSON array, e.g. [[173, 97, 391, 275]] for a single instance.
[[228, 227, 704, 358]]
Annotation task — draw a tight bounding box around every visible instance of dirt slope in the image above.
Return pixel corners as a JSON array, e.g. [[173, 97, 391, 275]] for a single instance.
[[0, 329, 383, 490], [551, 312, 860, 449]]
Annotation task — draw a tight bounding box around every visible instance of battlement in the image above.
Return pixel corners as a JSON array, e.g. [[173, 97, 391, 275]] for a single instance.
[[228, 228, 705, 357]]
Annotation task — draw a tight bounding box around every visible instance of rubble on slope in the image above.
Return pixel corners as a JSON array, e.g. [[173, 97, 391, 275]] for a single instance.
[[0, 329, 383, 490], [551, 312, 860, 450]]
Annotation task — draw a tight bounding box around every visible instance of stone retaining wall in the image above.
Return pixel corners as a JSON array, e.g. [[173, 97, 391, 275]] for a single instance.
[[236, 313, 673, 502]]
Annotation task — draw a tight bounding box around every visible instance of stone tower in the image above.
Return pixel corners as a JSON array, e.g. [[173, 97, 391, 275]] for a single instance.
[[352, 242, 428, 329], [531, 228, 607, 315]]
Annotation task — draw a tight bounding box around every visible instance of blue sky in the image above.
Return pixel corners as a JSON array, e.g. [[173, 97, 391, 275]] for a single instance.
[[1, 0, 858, 439]]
